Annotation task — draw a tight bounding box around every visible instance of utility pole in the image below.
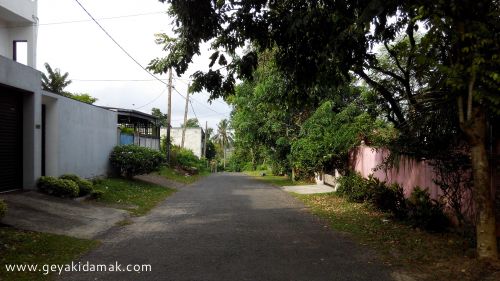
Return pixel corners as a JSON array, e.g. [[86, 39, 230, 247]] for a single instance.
[[181, 84, 190, 148], [203, 121, 208, 158], [166, 68, 173, 163]]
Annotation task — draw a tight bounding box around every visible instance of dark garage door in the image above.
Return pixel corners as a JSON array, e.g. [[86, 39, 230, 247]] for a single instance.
[[0, 91, 22, 191]]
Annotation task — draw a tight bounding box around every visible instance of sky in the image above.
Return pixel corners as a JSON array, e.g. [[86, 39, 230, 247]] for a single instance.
[[36, 0, 232, 129]]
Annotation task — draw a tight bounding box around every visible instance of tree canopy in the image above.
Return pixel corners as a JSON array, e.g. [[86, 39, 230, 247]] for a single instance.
[[156, 0, 500, 259]]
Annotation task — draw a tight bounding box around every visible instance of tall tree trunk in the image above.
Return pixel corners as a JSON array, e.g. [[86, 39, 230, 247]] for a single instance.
[[223, 139, 226, 169], [462, 107, 498, 260]]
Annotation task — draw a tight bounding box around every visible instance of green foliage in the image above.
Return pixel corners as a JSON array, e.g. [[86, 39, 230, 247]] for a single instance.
[[366, 178, 407, 220], [205, 140, 217, 160], [256, 164, 268, 171], [69, 93, 97, 104], [337, 173, 449, 232], [120, 126, 134, 135], [170, 145, 205, 172], [212, 119, 234, 168], [89, 190, 104, 200], [109, 145, 164, 178], [336, 173, 370, 203], [59, 174, 94, 197], [407, 187, 449, 232], [0, 199, 6, 218], [41, 63, 72, 95], [37, 176, 79, 198], [181, 118, 200, 128], [151, 108, 168, 128], [291, 100, 384, 174]]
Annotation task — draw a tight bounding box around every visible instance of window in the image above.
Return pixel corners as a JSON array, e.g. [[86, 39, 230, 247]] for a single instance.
[[13, 41, 28, 65]]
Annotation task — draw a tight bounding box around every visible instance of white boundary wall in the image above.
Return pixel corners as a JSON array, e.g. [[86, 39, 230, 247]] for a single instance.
[[42, 91, 117, 178]]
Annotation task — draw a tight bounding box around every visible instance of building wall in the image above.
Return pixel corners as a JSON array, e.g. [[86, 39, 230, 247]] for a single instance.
[[0, 0, 38, 22], [0, 0, 38, 67], [162, 127, 204, 158], [0, 55, 41, 188], [42, 91, 118, 179]]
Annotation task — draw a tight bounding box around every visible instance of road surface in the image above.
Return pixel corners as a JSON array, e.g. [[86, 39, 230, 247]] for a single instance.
[[62, 173, 391, 281]]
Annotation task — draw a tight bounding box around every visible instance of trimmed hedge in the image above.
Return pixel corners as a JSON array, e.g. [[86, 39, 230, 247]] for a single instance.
[[59, 174, 93, 196], [0, 199, 6, 219], [37, 176, 79, 198], [110, 145, 164, 178], [337, 172, 449, 232]]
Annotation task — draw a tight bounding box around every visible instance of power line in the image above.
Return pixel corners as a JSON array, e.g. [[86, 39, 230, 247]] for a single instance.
[[72, 0, 229, 115], [73, 0, 167, 87], [0, 11, 166, 29], [134, 88, 167, 110], [173, 87, 229, 116], [73, 78, 168, 82], [189, 100, 199, 121], [170, 111, 232, 122]]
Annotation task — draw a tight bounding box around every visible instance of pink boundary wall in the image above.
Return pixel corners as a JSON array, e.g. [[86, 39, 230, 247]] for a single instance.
[[349, 144, 441, 199], [350, 144, 500, 236]]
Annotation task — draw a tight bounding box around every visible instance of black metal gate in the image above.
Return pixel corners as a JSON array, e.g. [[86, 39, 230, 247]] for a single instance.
[[0, 89, 23, 191]]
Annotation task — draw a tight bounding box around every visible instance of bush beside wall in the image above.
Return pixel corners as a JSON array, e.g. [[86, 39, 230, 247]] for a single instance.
[[337, 172, 449, 232], [110, 145, 164, 178], [59, 174, 94, 196], [37, 177, 79, 198], [170, 145, 206, 173], [0, 199, 6, 219]]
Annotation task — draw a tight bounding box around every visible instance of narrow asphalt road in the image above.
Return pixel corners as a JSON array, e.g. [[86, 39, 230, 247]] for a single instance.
[[62, 173, 392, 281]]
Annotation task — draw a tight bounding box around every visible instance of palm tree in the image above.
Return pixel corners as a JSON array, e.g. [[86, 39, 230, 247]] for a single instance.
[[213, 119, 234, 169], [41, 63, 72, 96]]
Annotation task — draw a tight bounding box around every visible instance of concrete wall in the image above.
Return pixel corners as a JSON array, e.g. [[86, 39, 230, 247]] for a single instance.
[[0, 0, 38, 67], [0, 55, 41, 188], [0, 0, 38, 22], [42, 91, 118, 179], [162, 127, 204, 158], [349, 144, 441, 199]]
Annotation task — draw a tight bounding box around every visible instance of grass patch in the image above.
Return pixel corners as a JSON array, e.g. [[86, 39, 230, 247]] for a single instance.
[[295, 193, 500, 281], [0, 226, 98, 281], [91, 178, 176, 216], [244, 170, 309, 186], [157, 166, 209, 184]]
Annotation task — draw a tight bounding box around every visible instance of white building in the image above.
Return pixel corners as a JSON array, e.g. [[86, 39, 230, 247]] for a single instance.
[[161, 127, 205, 158], [0, 0, 118, 192]]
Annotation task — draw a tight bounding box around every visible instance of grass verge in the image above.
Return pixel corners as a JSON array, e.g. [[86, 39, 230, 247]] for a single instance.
[[295, 193, 500, 281], [92, 178, 176, 216], [0, 226, 98, 281], [244, 170, 309, 186], [157, 166, 209, 184]]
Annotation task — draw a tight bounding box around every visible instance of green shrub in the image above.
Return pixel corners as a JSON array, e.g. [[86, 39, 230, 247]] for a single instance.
[[110, 145, 164, 178], [59, 174, 94, 196], [365, 177, 407, 219], [89, 190, 104, 200], [37, 176, 79, 198], [170, 145, 205, 171], [242, 162, 255, 172], [406, 187, 449, 232], [256, 164, 268, 171], [0, 199, 7, 218], [337, 172, 370, 202], [91, 177, 104, 185], [120, 127, 134, 135]]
